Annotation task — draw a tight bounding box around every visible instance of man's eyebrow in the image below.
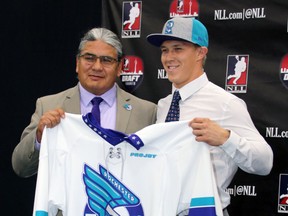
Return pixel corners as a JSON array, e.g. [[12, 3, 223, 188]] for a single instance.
[[82, 52, 96, 56]]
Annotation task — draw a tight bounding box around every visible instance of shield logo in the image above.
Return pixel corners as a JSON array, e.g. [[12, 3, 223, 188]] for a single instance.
[[280, 54, 288, 90], [169, 0, 199, 17], [120, 55, 144, 93]]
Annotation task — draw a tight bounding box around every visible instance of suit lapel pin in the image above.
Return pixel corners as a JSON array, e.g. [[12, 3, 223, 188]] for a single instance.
[[123, 103, 132, 111]]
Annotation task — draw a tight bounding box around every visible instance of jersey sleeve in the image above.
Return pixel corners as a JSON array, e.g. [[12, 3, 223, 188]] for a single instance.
[[33, 126, 65, 216]]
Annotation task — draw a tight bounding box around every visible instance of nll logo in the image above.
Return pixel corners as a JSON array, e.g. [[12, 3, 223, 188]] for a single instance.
[[225, 55, 249, 93], [122, 1, 142, 38], [278, 174, 288, 213], [158, 69, 168, 79]]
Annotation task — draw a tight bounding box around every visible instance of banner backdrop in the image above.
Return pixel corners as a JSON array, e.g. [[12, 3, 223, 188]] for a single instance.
[[102, 0, 288, 215]]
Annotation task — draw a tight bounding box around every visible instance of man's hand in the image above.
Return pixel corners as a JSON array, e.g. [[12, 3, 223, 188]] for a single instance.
[[189, 117, 230, 146], [36, 108, 65, 143]]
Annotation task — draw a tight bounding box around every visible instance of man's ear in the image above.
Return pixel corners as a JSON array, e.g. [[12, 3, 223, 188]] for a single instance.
[[76, 57, 79, 73], [199, 47, 208, 58], [196, 46, 208, 62]]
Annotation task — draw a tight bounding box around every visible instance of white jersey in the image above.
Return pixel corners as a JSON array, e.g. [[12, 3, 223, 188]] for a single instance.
[[33, 113, 223, 216]]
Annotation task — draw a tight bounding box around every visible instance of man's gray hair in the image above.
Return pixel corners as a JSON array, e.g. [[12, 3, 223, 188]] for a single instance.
[[77, 28, 123, 60]]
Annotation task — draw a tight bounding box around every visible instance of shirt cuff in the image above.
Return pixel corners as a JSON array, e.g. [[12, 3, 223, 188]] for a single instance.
[[34, 139, 41, 151], [219, 130, 240, 157]]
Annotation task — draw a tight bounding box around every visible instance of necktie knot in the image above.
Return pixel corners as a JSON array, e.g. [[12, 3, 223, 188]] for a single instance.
[[165, 91, 181, 122], [91, 97, 103, 125], [91, 97, 103, 106]]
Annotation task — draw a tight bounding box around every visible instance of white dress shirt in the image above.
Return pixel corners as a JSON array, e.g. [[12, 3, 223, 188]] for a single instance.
[[156, 73, 273, 209]]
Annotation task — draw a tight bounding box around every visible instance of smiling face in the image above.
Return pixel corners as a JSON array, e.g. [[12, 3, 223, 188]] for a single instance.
[[76, 40, 122, 95], [160, 40, 208, 89]]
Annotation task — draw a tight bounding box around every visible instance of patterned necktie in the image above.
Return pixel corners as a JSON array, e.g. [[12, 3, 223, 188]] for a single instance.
[[91, 97, 103, 125], [165, 90, 181, 122]]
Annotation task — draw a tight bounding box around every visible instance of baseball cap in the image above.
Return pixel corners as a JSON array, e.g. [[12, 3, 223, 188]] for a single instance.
[[146, 17, 208, 47]]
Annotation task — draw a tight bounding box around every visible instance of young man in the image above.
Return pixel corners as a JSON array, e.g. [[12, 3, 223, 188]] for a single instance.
[[147, 17, 273, 215], [12, 27, 157, 179]]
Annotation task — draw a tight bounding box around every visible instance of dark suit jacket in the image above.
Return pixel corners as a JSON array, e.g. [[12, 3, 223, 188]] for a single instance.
[[12, 84, 157, 178]]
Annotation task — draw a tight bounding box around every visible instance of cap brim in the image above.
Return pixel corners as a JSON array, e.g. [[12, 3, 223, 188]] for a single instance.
[[146, 33, 190, 47]]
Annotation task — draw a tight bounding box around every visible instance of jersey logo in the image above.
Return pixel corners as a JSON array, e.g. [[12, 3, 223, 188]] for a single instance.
[[130, 152, 157, 158], [83, 164, 144, 216]]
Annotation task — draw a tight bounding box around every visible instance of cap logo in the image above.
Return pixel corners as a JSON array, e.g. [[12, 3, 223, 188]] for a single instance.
[[164, 20, 174, 35]]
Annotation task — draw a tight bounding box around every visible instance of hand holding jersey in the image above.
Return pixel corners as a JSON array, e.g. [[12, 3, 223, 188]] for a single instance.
[[189, 117, 230, 146], [36, 108, 65, 143]]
